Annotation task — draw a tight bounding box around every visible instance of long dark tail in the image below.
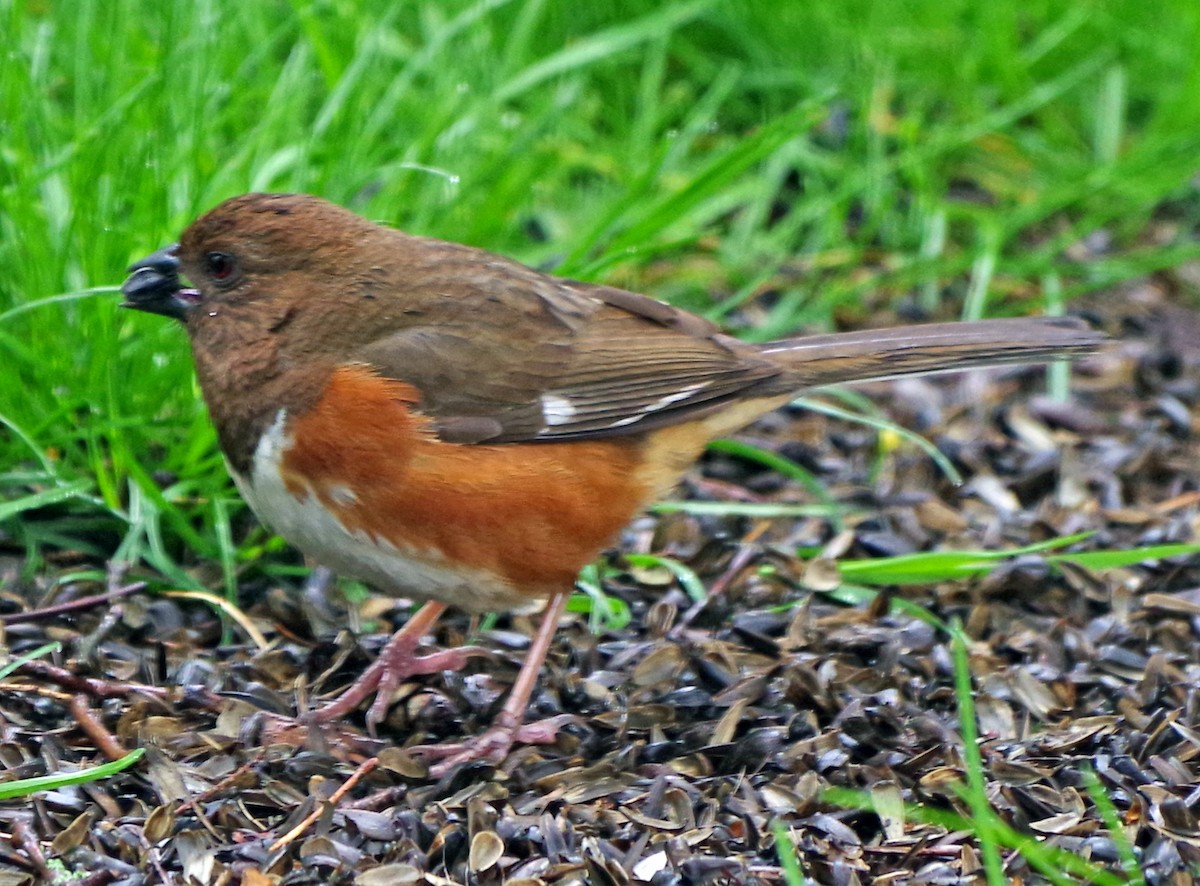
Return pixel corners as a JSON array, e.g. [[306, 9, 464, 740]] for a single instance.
[[757, 317, 1104, 389]]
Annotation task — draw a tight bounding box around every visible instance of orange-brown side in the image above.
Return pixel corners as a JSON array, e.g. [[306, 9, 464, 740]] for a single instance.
[[279, 365, 660, 595]]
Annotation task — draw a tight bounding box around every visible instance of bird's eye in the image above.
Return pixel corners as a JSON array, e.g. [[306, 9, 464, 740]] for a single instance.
[[205, 251, 236, 282]]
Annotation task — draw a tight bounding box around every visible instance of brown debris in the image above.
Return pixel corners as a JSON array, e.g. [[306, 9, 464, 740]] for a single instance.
[[0, 285, 1198, 882]]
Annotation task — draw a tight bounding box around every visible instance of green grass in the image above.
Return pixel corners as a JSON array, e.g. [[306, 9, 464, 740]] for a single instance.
[[0, 748, 145, 800], [825, 535, 1200, 587], [2, 0, 1200, 577]]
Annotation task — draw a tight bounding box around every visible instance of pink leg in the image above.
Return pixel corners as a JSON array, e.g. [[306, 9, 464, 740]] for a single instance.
[[412, 592, 573, 775], [308, 601, 488, 730]]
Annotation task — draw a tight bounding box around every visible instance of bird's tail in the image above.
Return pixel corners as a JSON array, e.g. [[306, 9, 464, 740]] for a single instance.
[[756, 316, 1104, 389]]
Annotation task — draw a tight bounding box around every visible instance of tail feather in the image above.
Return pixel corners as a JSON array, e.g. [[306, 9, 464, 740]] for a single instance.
[[757, 317, 1104, 389]]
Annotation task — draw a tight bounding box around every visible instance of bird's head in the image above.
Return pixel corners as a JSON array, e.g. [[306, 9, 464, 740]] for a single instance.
[[121, 193, 381, 327]]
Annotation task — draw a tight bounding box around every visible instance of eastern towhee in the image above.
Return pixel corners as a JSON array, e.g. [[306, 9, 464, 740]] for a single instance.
[[121, 193, 1103, 771]]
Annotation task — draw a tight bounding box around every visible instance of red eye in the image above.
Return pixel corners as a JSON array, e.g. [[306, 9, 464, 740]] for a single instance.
[[205, 251, 236, 281]]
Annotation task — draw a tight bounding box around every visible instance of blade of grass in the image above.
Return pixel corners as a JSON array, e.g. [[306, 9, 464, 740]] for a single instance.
[[572, 562, 632, 632], [835, 533, 1094, 585], [770, 820, 808, 886], [623, 553, 706, 603], [823, 785, 1130, 886], [653, 501, 850, 519], [949, 619, 1006, 883], [0, 642, 62, 682], [494, 0, 715, 104], [0, 749, 144, 800], [793, 397, 964, 486], [1048, 544, 1200, 570], [704, 439, 839, 530], [1081, 766, 1144, 884], [0, 481, 96, 523]]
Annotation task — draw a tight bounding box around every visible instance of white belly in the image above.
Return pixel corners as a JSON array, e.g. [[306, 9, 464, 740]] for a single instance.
[[232, 410, 537, 613]]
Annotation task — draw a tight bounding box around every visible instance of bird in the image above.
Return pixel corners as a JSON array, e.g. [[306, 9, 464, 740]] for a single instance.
[[121, 192, 1103, 771]]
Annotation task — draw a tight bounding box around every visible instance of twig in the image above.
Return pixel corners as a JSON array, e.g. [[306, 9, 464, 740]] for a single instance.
[[674, 520, 772, 632], [14, 660, 228, 714], [0, 683, 73, 702], [346, 784, 406, 810], [16, 660, 170, 700], [175, 758, 263, 816], [10, 820, 52, 883], [67, 695, 128, 762], [268, 757, 378, 852], [0, 582, 145, 625]]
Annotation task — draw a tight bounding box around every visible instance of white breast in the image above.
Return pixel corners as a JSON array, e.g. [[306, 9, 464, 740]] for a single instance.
[[231, 410, 537, 613]]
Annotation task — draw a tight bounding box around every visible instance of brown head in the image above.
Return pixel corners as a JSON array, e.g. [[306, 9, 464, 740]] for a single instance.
[[121, 192, 549, 357], [122, 193, 397, 330], [120, 193, 439, 470]]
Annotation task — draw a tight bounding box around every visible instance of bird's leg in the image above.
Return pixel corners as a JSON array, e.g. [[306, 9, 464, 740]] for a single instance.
[[307, 600, 488, 730], [412, 592, 572, 775]]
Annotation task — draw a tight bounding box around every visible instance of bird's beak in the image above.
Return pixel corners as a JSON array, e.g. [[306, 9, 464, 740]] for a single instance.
[[120, 245, 201, 322]]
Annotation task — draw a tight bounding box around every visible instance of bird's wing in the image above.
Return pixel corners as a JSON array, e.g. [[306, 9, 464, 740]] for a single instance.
[[352, 276, 782, 444]]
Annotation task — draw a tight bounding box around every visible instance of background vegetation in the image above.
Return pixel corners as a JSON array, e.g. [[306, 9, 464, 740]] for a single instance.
[[2, 0, 1198, 581]]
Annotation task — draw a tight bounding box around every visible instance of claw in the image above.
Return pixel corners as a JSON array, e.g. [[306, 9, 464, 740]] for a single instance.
[[303, 592, 572, 781], [361, 645, 491, 730], [411, 714, 575, 776], [306, 601, 489, 727]]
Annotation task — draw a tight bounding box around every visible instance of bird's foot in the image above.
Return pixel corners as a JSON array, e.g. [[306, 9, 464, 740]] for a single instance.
[[411, 714, 574, 777], [308, 636, 490, 730]]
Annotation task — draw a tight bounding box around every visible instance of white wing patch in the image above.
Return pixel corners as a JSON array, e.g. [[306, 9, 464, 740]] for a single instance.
[[645, 381, 711, 413], [540, 393, 578, 426], [540, 381, 715, 432]]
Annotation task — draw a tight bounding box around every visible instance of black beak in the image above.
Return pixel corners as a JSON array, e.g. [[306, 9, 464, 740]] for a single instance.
[[121, 245, 199, 322]]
